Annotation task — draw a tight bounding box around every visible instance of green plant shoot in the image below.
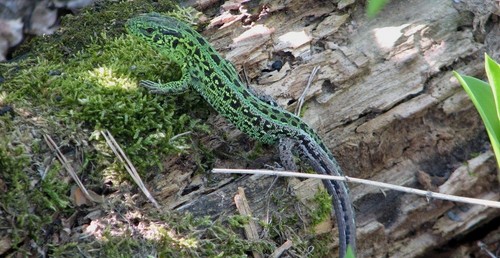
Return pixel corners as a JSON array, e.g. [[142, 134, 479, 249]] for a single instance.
[[366, 0, 390, 18], [454, 53, 500, 180]]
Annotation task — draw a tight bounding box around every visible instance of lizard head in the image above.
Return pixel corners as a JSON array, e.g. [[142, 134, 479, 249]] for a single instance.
[[126, 13, 185, 44]]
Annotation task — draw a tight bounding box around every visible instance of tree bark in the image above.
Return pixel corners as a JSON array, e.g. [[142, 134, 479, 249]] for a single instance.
[[159, 0, 500, 257]]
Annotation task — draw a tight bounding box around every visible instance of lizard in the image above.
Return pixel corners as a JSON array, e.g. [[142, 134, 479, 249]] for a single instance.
[[126, 12, 356, 257]]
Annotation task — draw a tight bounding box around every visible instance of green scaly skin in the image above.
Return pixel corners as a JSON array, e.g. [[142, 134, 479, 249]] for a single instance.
[[126, 13, 356, 257]]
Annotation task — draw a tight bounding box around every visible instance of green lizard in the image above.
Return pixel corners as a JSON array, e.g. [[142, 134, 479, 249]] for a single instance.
[[126, 13, 356, 257]]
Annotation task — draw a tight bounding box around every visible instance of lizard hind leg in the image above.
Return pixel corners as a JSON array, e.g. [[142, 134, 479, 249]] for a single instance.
[[250, 87, 282, 109], [278, 138, 299, 172]]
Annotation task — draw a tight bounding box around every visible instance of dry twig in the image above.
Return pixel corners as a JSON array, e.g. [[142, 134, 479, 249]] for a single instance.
[[43, 134, 103, 204], [270, 239, 293, 258], [101, 130, 160, 209], [295, 65, 320, 115], [213, 168, 500, 208]]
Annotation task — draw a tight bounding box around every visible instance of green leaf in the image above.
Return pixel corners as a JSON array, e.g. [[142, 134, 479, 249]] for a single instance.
[[366, 0, 390, 18], [453, 71, 500, 170], [485, 53, 500, 122], [345, 244, 356, 258]]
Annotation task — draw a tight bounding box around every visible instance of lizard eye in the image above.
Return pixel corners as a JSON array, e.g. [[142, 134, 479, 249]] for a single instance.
[[143, 27, 155, 35]]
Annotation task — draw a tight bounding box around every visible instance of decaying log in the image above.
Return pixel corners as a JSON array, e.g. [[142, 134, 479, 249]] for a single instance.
[[151, 0, 500, 257]]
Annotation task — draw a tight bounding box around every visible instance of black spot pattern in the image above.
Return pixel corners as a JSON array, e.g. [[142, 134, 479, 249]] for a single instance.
[[299, 123, 309, 132], [211, 54, 221, 65], [196, 36, 206, 46], [161, 28, 182, 37]]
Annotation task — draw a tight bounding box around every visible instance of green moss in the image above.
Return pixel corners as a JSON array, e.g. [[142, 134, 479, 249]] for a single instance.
[[0, 134, 70, 247], [0, 0, 211, 254], [12, 0, 179, 61], [310, 188, 332, 226], [0, 0, 334, 256], [0, 138, 30, 244], [309, 234, 336, 257], [246, 142, 266, 160], [51, 212, 275, 257], [2, 29, 211, 174]]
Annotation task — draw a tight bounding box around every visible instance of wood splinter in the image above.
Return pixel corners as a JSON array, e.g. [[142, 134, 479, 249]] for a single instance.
[[234, 187, 262, 258]]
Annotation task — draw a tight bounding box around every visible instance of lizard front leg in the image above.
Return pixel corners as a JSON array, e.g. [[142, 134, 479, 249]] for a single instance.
[[140, 66, 191, 94]]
